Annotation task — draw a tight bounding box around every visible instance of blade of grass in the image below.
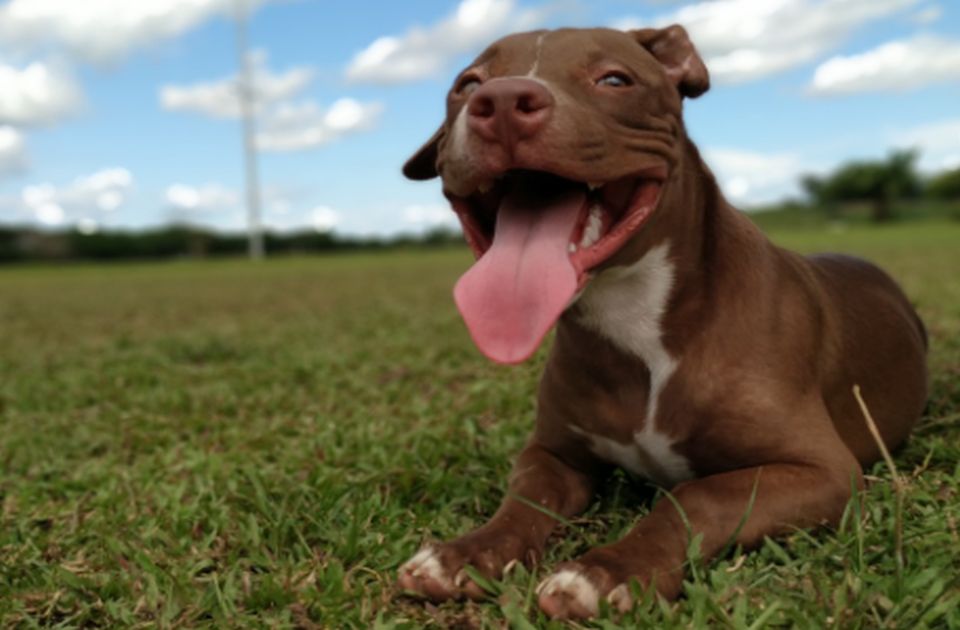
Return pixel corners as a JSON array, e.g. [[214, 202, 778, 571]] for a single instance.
[[853, 384, 905, 599]]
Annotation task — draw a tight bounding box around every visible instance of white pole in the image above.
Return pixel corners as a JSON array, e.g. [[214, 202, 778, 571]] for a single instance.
[[234, 0, 264, 260]]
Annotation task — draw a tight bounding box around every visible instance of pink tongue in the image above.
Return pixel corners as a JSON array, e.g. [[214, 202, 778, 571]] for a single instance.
[[454, 187, 585, 364]]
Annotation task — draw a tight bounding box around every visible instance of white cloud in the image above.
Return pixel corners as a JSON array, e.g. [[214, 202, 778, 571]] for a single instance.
[[163, 183, 343, 233], [810, 35, 960, 95], [0, 0, 272, 63], [166, 183, 239, 212], [33, 199, 65, 225], [164, 182, 247, 229], [257, 200, 343, 233], [161, 51, 382, 152], [703, 148, 807, 205], [256, 99, 384, 152], [0, 125, 28, 177], [77, 217, 99, 234], [893, 118, 960, 172], [345, 0, 548, 84], [911, 4, 942, 25], [17, 167, 134, 227], [614, 0, 918, 84], [403, 203, 459, 229], [0, 60, 82, 126], [160, 50, 313, 119], [310, 206, 340, 233]]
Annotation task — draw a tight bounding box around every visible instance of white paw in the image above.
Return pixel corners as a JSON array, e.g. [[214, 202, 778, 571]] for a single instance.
[[536, 569, 601, 617], [607, 583, 633, 611], [398, 547, 456, 592], [537, 569, 633, 619]]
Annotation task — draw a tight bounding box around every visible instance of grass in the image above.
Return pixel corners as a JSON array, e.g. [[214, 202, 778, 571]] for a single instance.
[[1, 219, 959, 628]]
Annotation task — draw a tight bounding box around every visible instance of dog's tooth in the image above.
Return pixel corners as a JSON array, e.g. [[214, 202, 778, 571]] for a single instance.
[[587, 181, 602, 191], [568, 243, 577, 254], [579, 204, 604, 248], [477, 180, 492, 194]]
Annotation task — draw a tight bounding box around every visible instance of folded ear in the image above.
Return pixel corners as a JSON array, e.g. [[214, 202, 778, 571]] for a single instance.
[[402, 127, 445, 180], [632, 24, 709, 99]]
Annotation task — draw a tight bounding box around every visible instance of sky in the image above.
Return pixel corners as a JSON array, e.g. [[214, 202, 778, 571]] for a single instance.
[[0, 0, 958, 237]]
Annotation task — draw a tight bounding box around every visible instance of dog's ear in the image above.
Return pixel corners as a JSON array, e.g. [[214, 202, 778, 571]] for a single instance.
[[632, 24, 709, 99], [403, 127, 444, 180]]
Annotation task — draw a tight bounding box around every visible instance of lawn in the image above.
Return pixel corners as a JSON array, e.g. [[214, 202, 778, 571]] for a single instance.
[[1, 219, 958, 628]]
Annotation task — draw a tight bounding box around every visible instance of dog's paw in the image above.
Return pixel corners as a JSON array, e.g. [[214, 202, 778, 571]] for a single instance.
[[536, 563, 632, 620], [397, 546, 461, 601], [397, 541, 523, 602]]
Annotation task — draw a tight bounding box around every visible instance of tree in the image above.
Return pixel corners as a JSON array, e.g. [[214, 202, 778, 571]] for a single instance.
[[801, 174, 838, 218], [801, 150, 922, 222], [926, 167, 960, 200]]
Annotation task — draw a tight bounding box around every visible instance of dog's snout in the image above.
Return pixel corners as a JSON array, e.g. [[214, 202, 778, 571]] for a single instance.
[[467, 78, 554, 145]]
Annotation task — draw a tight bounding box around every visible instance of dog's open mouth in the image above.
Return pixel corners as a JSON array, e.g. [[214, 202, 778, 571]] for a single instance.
[[450, 168, 665, 274], [447, 167, 666, 365]]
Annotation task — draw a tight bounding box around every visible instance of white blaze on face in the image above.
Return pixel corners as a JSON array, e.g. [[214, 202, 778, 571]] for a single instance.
[[527, 32, 548, 78]]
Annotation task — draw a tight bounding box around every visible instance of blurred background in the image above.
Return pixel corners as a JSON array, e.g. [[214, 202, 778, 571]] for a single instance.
[[3, 3, 960, 626], [0, 0, 958, 262]]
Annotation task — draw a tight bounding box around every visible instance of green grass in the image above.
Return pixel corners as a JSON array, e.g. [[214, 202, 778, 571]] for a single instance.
[[1, 220, 959, 629]]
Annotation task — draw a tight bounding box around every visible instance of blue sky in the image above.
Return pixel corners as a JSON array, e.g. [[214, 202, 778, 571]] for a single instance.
[[0, 0, 958, 236]]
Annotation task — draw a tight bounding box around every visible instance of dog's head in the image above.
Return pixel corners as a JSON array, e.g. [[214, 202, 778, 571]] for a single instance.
[[404, 26, 709, 364]]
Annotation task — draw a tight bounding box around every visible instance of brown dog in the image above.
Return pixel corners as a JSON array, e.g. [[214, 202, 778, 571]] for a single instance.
[[397, 26, 928, 619]]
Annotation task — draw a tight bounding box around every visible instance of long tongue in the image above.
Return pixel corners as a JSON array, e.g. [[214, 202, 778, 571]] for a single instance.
[[454, 184, 585, 364]]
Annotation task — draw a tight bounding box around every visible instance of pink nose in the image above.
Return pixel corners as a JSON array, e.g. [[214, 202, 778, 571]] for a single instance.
[[467, 78, 554, 148]]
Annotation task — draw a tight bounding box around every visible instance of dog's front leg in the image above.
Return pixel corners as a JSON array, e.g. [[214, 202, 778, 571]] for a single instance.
[[537, 455, 862, 619], [398, 442, 597, 601]]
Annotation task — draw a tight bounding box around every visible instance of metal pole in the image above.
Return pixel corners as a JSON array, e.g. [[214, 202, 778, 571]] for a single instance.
[[234, 0, 264, 260]]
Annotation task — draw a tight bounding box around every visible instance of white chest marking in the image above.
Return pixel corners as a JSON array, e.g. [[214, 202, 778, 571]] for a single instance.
[[527, 32, 547, 77], [570, 424, 692, 487], [573, 242, 693, 486]]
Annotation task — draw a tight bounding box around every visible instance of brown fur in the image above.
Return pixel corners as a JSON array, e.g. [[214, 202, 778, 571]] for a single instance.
[[398, 26, 928, 619]]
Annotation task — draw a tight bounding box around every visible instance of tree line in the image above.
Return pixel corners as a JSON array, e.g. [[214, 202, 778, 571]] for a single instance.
[[1, 154, 958, 263], [0, 224, 463, 264], [801, 150, 960, 223]]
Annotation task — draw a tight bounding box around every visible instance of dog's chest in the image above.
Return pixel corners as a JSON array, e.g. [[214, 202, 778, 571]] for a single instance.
[[569, 243, 694, 487], [571, 423, 692, 487]]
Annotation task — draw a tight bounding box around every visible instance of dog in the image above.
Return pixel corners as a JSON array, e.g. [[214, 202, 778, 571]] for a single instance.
[[396, 25, 928, 620]]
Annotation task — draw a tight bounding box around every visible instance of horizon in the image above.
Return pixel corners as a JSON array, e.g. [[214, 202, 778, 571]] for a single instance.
[[1, 0, 958, 238]]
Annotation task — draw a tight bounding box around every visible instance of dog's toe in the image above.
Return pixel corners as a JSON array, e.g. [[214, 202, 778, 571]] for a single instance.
[[537, 565, 635, 619], [607, 583, 634, 612], [456, 570, 489, 600], [536, 568, 601, 619], [397, 547, 457, 601]]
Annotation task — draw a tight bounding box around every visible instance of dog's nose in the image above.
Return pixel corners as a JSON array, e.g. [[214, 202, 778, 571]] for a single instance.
[[467, 78, 554, 147]]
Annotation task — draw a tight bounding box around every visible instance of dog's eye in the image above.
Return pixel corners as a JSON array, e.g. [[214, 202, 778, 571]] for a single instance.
[[596, 72, 632, 88], [456, 76, 482, 95]]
